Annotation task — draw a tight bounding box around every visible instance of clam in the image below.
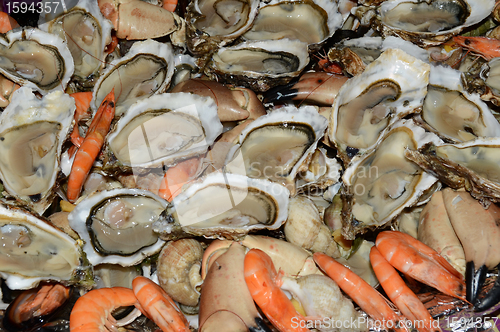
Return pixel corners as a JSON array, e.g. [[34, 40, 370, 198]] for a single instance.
[[341, 119, 442, 238], [153, 172, 289, 240], [0, 87, 75, 214], [68, 189, 167, 266], [0, 27, 74, 94], [0, 202, 82, 290], [92, 39, 175, 117]]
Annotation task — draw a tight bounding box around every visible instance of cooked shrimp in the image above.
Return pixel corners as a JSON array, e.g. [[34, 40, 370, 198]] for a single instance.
[[244, 248, 309, 332], [0, 12, 19, 33], [375, 231, 466, 301], [453, 36, 500, 61], [69, 92, 93, 148], [370, 247, 439, 332], [158, 156, 203, 202], [313, 252, 409, 332], [67, 89, 115, 202], [70, 287, 140, 332], [162, 0, 178, 12], [132, 276, 190, 332]]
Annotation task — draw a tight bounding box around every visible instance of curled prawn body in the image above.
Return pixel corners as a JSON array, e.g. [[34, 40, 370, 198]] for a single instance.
[[244, 248, 309, 332], [370, 247, 439, 332], [70, 287, 139, 332], [375, 231, 466, 302]]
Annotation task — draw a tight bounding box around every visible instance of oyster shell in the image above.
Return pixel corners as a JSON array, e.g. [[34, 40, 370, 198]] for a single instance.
[[0, 202, 82, 289], [328, 48, 430, 163], [185, 0, 260, 54], [419, 65, 500, 142], [105, 93, 222, 171], [341, 119, 442, 239], [39, 0, 113, 88], [242, 0, 343, 48], [153, 173, 289, 240], [68, 189, 167, 266], [92, 39, 175, 117], [405, 138, 500, 203], [226, 105, 328, 193], [327, 36, 429, 76], [0, 87, 75, 214], [0, 27, 74, 94], [371, 0, 495, 46], [206, 39, 309, 92]]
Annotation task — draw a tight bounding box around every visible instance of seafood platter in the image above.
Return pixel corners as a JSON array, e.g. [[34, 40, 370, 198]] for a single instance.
[[5, 0, 500, 330]]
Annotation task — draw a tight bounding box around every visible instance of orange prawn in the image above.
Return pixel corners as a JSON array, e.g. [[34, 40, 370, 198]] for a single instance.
[[313, 252, 409, 332], [132, 276, 190, 332], [70, 287, 140, 332], [69, 91, 93, 148], [162, 0, 178, 12], [158, 156, 203, 202], [370, 247, 439, 332], [244, 248, 309, 332], [375, 231, 466, 302], [0, 12, 19, 33], [66, 89, 115, 202], [453, 36, 500, 61]]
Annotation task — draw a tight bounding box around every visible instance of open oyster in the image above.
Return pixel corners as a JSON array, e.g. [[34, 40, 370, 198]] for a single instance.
[[0, 87, 75, 214], [328, 48, 430, 163], [419, 65, 500, 142], [225, 105, 328, 193], [406, 138, 500, 203], [92, 40, 175, 117], [0, 202, 82, 290], [68, 189, 167, 266], [0, 27, 74, 94], [154, 173, 289, 240], [341, 120, 442, 239], [206, 39, 309, 92], [369, 0, 495, 46], [242, 0, 343, 48], [105, 92, 222, 170], [185, 0, 259, 54], [39, 0, 113, 88]]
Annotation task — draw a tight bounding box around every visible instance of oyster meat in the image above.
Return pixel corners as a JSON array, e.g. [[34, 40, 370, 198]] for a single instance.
[[92, 39, 175, 117], [342, 120, 442, 238], [0, 87, 75, 214], [0, 202, 82, 290], [154, 173, 289, 240], [206, 39, 309, 92], [226, 105, 328, 192], [39, 0, 113, 88], [0, 27, 74, 93], [69, 189, 167, 266], [106, 93, 222, 171], [329, 48, 430, 162], [420, 65, 500, 142]]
